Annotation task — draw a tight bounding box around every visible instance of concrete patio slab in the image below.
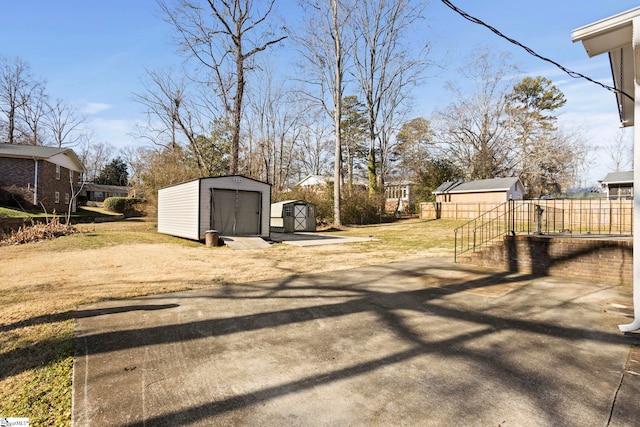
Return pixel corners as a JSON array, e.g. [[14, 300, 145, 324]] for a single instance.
[[220, 236, 272, 249], [270, 232, 376, 247], [73, 258, 640, 426]]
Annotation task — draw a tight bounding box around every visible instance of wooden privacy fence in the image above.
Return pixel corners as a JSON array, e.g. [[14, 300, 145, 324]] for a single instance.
[[421, 199, 633, 235]]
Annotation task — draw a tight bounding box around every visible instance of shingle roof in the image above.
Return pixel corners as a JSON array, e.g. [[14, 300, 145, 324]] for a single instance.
[[0, 143, 70, 159], [434, 177, 521, 194], [433, 180, 462, 194], [601, 170, 633, 184], [0, 143, 84, 172]]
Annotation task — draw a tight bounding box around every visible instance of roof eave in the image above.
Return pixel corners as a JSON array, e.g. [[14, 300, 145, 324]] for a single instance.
[[572, 7, 640, 127]]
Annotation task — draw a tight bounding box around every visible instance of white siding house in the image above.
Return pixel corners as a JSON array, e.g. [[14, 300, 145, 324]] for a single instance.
[[158, 176, 271, 241]]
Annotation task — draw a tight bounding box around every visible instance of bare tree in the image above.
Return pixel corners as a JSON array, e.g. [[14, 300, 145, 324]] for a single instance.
[[0, 57, 38, 144], [160, 0, 286, 175], [434, 51, 519, 180], [133, 69, 229, 176], [606, 129, 633, 172], [45, 98, 87, 147], [245, 66, 302, 190], [350, 0, 429, 195], [78, 140, 115, 183], [19, 80, 50, 145], [294, 118, 333, 179], [295, 0, 354, 226]]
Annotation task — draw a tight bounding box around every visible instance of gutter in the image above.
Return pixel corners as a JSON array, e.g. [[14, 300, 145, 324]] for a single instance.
[[33, 157, 38, 206]]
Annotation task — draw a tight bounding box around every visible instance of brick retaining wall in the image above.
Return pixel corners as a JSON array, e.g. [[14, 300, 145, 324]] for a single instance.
[[461, 235, 632, 286]]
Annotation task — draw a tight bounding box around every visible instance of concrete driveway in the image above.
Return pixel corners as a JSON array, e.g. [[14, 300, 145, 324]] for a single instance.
[[73, 258, 640, 426]]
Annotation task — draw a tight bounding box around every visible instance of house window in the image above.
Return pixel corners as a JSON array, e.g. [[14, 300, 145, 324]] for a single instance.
[[65, 193, 70, 204], [56, 165, 60, 180], [69, 170, 74, 182], [284, 206, 293, 217], [54, 192, 60, 203]]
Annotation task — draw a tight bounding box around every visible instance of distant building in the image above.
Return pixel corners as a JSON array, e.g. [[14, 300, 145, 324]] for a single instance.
[[433, 177, 524, 203], [384, 181, 416, 213], [0, 143, 85, 213], [79, 183, 131, 203], [601, 170, 633, 200], [297, 174, 332, 189]]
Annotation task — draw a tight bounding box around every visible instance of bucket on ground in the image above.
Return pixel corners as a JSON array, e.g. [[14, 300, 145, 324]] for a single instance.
[[205, 230, 219, 247]]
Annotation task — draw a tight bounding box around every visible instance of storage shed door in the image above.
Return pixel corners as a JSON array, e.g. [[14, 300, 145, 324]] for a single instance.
[[294, 204, 307, 231], [211, 189, 261, 235]]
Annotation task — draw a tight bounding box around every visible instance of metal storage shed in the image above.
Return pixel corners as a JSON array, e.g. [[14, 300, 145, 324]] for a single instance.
[[158, 175, 271, 241], [270, 200, 317, 233]]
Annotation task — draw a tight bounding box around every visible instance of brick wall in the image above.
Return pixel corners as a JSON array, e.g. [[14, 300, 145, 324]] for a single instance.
[[461, 235, 632, 286], [39, 161, 76, 213], [0, 157, 76, 212], [0, 157, 37, 206]]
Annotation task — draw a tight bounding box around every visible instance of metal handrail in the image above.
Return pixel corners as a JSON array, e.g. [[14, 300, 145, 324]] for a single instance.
[[454, 201, 513, 262], [453, 199, 633, 262]]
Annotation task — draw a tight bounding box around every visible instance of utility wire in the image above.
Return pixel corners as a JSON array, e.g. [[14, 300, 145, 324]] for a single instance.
[[440, 0, 634, 102]]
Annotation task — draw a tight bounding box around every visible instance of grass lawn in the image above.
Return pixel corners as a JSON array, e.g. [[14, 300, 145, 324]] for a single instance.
[[0, 206, 120, 219], [0, 217, 461, 426]]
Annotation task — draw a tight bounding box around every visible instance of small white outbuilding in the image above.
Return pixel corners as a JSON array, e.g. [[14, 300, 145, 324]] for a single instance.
[[158, 175, 271, 241], [270, 200, 317, 233]]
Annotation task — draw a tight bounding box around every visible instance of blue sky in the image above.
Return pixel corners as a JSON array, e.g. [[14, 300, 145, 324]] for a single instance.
[[1, 1, 638, 185]]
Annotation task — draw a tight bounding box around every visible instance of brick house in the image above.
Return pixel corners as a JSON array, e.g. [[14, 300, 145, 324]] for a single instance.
[[0, 143, 85, 213]]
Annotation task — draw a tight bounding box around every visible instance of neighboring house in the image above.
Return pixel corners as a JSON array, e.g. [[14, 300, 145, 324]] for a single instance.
[[0, 143, 85, 213], [79, 183, 131, 203], [297, 174, 332, 189], [600, 170, 633, 200], [296, 174, 368, 191], [384, 181, 416, 213], [433, 177, 524, 203]]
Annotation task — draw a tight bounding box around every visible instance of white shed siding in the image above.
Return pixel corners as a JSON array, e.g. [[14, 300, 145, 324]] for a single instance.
[[198, 176, 271, 239], [158, 180, 201, 240]]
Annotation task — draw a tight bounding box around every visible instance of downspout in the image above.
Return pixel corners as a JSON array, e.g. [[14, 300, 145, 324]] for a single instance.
[[619, 16, 640, 332], [33, 158, 38, 206]]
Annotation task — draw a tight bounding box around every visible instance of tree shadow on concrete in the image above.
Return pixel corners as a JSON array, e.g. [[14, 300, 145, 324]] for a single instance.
[[70, 260, 640, 426]]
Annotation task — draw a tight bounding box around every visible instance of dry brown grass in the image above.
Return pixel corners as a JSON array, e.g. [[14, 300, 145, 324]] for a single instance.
[[0, 217, 458, 426]]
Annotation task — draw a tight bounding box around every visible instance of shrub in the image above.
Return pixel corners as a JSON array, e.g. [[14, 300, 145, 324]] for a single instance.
[[341, 189, 385, 225], [103, 197, 144, 218], [273, 185, 390, 226]]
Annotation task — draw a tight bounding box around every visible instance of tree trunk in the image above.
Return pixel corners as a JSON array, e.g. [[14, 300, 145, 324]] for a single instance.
[[332, 0, 342, 227]]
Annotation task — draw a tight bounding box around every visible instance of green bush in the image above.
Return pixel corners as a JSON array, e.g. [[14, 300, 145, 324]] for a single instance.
[[103, 197, 144, 218]]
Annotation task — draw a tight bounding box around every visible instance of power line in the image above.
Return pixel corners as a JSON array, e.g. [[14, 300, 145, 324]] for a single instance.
[[440, 0, 634, 102]]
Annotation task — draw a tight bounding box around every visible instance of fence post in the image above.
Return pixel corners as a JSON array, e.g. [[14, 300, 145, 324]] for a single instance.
[[454, 228, 458, 262]]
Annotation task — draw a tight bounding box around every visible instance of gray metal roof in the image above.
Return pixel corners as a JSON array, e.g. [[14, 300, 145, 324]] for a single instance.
[[601, 170, 633, 184]]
